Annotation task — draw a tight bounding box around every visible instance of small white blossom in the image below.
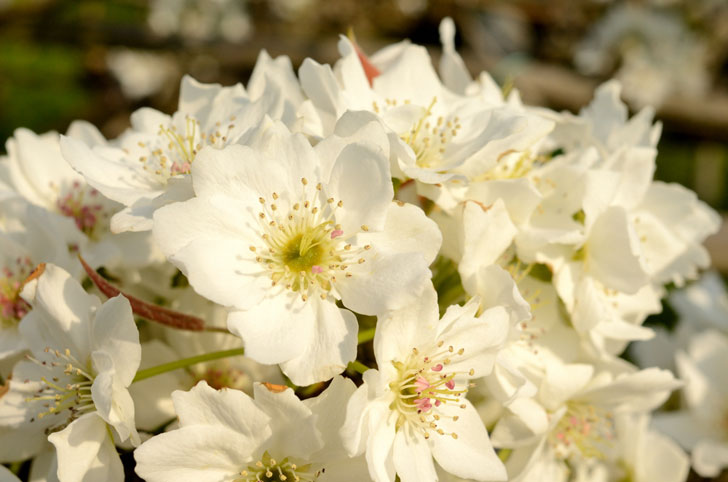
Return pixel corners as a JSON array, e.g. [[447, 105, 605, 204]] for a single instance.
[[0, 264, 141, 481]]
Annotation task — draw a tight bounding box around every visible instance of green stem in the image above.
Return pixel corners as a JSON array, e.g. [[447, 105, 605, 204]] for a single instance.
[[347, 360, 370, 374], [132, 347, 246, 383], [357, 327, 376, 344]]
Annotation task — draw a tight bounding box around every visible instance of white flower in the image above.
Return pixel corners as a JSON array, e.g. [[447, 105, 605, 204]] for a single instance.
[[655, 329, 728, 477], [299, 19, 552, 199], [153, 121, 440, 385], [611, 413, 689, 482], [0, 264, 141, 481], [0, 198, 83, 368], [342, 296, 509, 482], [491, 362, 681, 481], [1, 125, 160, 270], [60, 75, 266, 233], [134, 376, 367, 481]]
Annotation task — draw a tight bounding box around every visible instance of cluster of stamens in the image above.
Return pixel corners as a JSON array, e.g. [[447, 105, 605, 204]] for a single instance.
[[389, 340, 474, 439], [476, 151, 552, 182], [549, 402, 615, 460], [237, 451, 322, 482], [135, 115, 237, 181], [24, 347, 96, 434], [55, 181, 110, 239], [250, 177, 369, 302], [0, 257, 33, 327], [398, 97, 461, 170]]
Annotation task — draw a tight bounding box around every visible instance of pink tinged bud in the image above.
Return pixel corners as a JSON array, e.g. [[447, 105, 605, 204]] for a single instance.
[[331, 229, 344, 239], [311, 265, 323, 274], [431, 363, 443, 372], [414, 376, 431, 393]]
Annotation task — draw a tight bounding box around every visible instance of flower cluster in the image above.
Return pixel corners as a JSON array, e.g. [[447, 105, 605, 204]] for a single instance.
[[0, 17, 722, 482]]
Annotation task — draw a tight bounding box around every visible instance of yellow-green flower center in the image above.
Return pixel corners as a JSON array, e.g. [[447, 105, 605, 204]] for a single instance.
[[251, 178, 369, 302]]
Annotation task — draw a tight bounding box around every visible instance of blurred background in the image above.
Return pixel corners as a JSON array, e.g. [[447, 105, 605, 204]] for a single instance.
[[0, 0, 727, 480], [1, 0, 727, 221], [2, 0, 727, 222]]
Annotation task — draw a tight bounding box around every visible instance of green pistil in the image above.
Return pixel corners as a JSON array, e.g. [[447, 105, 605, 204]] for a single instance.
[[282, 233, 324, 274]]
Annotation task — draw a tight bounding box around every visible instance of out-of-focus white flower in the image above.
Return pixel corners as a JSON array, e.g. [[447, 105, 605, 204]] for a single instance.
[[148, 0, 252, 43], [575, 4, 710, 108], [342, 295, 509, 482], [671, 270, 728, 334], [655, 330, 728, 477], [134, 377, 368, 481], [492, 361, 681, 481], [107, 49, 179, 100], [0, 198, 83, 369], [153, 120, 440, 385], [0, 264, 141, 481], [611, 413, 690, 482], [516, 81, 719, 356], [1, 125, 161, 270]]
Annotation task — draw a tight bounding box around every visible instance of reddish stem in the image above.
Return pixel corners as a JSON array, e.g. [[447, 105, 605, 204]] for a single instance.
[[79, 256, 206, 331]]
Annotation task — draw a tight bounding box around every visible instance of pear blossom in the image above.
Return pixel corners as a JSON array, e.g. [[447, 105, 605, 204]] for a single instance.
[[60, 75, 267, 233], [153, 121, 441, 385], [342, 295, 509, 482], [0, 198, 82, 369], [0, 263, 141, 482], [298, 18, 553, 205], [491, 362, 681, 481], [655, 330, 728, 477], [134, 377, 368, 481], [1, 125, 160, 270]]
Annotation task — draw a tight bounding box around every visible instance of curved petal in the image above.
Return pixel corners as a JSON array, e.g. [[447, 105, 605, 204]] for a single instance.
[[48, 412, 124, 482], [172, 381, 270, 440], [393, 428, 437, 482], [134, 425, 255, 482], [327, 143, 393, 235], [279, 301, 357, 386], [91, 295, 140, 386], [430, 400, 507, 481], [226, 295, 312, 365]]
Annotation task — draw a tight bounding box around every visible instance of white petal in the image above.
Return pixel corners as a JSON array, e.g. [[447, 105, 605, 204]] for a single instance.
[[692, 440, 728, 478], [252, 383, 322, 458], [279, 301, 357, 385], [226, 295, 312, 365], [134, 425, 254, 482], [327, 142, 393, 235], [438, 17, 471, 94], [172, 381, 271, 440], [374, 288, 439, 367], [337, 249, 433, 316], [90, 295, 140, 386], [393, 428, 437, 482], [90, 355, 139, 445], [48, 413, 124, 482], [586, 206, 648, 294], [430, 401, 507, 481], [459, 200, 517, 292], [303, 376, 357, 460]]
